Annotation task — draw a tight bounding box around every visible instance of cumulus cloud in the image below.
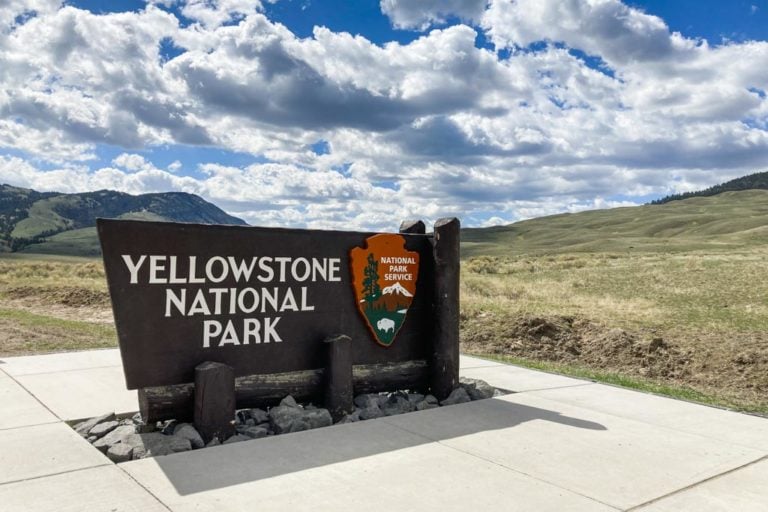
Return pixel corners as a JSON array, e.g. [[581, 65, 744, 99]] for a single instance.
[[380, 0, 488, 30], [0, 0, 766, 229]]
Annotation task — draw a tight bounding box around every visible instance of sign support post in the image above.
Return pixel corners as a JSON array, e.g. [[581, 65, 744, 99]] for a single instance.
[[431, 217, 460, 400], [324, 334, 353, 422]]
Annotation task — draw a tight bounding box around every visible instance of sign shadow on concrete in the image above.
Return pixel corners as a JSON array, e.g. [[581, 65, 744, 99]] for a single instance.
[[138, 398, 607, 496]]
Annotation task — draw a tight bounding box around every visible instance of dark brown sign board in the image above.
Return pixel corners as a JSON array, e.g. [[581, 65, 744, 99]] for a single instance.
[[98, 218, 459, 421]]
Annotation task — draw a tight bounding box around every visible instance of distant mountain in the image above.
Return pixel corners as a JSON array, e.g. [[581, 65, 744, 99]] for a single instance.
[[0, 185, 247, 256], [463, 190, 768, 257], [650, 171, 768, 205]]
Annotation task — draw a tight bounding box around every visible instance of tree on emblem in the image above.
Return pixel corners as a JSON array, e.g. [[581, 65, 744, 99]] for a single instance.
[[362, 253, 381, 305]]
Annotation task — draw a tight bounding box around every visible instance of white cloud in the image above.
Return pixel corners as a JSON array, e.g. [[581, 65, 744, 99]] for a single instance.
[[180, 0, 265, 28], [0, 0, 766, 230], [380, 0, 488, 30]]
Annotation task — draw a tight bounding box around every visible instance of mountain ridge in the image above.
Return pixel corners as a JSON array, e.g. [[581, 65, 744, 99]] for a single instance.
[[0, 184, 246, 256]]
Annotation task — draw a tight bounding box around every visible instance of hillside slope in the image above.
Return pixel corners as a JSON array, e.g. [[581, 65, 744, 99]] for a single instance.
[[650, 170, 768, 204], [0, 185, 247, 256], [462, 190, 768, 257]]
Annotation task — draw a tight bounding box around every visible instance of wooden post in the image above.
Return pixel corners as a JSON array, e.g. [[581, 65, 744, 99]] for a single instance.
[[324, 334, 353, 422], [431, 217, 460, 400], [194, 361, 235, 443], [399, 220, 426, 234]]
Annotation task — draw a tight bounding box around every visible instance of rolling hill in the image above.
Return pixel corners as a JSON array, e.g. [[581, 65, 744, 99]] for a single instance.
[[462, 189, 768, 257], [650, 170, 768, 205], [0, 185, 246, 256]]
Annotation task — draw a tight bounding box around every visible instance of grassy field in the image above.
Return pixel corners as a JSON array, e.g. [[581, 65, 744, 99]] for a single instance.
[[0, 255, 116, 355], [1, 191, 766, 414]]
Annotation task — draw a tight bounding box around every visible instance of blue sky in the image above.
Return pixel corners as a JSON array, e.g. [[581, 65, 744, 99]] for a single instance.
[[1, 0, 767, 229]]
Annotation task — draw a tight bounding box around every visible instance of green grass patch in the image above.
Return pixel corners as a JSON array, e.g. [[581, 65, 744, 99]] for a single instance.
[[0, 308, 116, 356]]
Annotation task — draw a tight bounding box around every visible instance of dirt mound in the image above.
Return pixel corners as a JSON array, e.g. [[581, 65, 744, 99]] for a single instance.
[[460, 311, 768, 404], [4, 286, 111, 308]]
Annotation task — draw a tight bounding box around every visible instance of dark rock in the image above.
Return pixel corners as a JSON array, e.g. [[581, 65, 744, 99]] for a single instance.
[[381, 392, 415, 416], [74, 412, 116, 437], [280, 395, 300, 408], [239, 426, 269, 439], [422, 394, 438, 405], [106, 443, 134, 463], [92, 425, 137, 453], [459, 377, 496, 401], [416, 400, 439, 411], [223, 434, 250, 444], [353, 394, 380, 409], [337, 410, 361, 424], [159, 419, 178, 435], [206, 437, 221, 447], [249, 408, 269, 424], [440, 387, 471, 406], [304, 408, 332, 429], [89, 421, 119, 439], [269, 404, 305, 434], [173, 423, 205, 449], [122, 432, 192, 459], [236, 410, 251, 425], [289, 420, 310, 432], [359, 406, 383, 420], [407, 393, 425, 404]]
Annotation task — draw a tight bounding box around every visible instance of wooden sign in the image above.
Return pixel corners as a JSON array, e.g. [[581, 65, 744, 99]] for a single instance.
[[350, 234, 419, 347], [97, 218, 460, 422]]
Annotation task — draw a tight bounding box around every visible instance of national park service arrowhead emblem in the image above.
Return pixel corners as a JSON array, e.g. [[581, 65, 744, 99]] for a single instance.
[[350, 234, 419, 347]]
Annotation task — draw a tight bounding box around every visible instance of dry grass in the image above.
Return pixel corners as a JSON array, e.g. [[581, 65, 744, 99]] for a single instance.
[[461, 248, 768, 413], [0, 255, 115, 356]]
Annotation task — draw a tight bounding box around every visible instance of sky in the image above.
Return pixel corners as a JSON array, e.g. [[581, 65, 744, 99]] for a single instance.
[[0, 0, 767, 230]]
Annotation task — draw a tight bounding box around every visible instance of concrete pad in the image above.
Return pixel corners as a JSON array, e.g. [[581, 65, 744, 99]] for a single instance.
[[123, 418, 616, 511], [461, 364, 593, 392], [0, 349, 121, 377], [529, 383, 768, 452], [459, 354, 505, 369], [0, 422, 108, 484], [637, 458, 768, 512], [0, 465, 167, 512], [15, 366, 137, 421], [0, 374, 58, 429], [381, 393, 765, 510]]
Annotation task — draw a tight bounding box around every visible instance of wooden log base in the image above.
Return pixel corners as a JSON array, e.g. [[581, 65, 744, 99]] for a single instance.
[[139, 359, 429, 423]]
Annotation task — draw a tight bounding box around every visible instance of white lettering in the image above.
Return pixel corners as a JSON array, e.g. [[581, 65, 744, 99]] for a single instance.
[[188, 256, 205, 284], [205, 256, 228, 283], [219, 320, 239, 346], [122, 254, 146, 284], [165, 288, 186, 317], [243, 318, 260, 344], [168, 256, 186, 284], [203, 320, 222, 348], [188, 289, 212, 316], [228, 257, 257, 282], [149, 255, 167, 284], [264, 317, 282, 343], [258, 257, 274, 282]]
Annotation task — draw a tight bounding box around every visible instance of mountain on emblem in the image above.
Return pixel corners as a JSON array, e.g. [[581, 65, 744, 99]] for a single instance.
[[382, 282, 413, 297], [350, 234, 420, 347]]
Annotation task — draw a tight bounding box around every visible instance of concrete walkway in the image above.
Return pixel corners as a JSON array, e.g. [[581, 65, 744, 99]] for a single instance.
[[0, 350, 765, 511]]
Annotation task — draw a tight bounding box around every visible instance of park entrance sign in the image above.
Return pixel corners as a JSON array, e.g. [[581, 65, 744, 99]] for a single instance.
[[97, 218, 459, 423]]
